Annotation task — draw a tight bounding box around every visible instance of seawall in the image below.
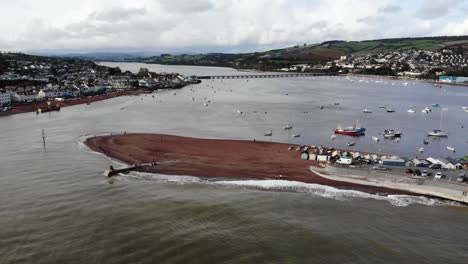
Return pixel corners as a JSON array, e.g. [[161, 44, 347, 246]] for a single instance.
[[311, 165, 468, 204]]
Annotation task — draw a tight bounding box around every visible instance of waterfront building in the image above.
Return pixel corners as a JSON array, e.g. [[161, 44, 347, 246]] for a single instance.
[[0, 92, 11, 105]]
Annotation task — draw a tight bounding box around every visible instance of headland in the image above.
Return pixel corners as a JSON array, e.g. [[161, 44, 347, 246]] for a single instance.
[[84, 133, 412, 195]]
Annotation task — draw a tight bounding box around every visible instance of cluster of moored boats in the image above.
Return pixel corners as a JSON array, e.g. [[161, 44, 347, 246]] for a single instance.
[[331, 121, 456, 153]]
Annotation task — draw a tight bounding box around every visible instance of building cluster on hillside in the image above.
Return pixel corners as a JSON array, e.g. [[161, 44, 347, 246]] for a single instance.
[[0, 54, 197, 107], [334, 49, 468, 76], [277, 49, 468, 79], [296, 144, 468, 170]]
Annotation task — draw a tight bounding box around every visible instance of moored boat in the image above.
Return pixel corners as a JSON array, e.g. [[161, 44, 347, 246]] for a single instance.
[[386, 109, 395, 113], [407, 109, 415, 113], [418, 147, 424, 152], [372, 136, 380, 142], [428, 129, 448, 137], [283, 125, 292, 130], [346, 141, 355, 146], [264, 131, 272, 136], [362, 108, 372, 113], [292, 133, 301, 138], [446, 146, 456, 152], [384, 129, 402, 138]]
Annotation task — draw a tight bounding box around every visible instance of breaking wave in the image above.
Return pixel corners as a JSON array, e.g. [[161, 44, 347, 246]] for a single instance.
[[116, 172, 463, 207], [213, 179, 463, 207]]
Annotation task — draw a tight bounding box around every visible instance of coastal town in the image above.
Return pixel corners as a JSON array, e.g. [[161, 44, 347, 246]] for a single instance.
[[0, 53, 199, 114], [283, 48, 468, 83]]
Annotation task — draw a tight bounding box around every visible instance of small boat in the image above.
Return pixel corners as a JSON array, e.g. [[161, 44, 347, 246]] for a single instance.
[[418, 147, 424, 152], [362, 108, 372, 113], [446, 146, 456, 152], [386, 109, 395, 113], [428, 130, 448, 137], [334, 129, 362, 136], [407, 109, 415, 113], [394, 138, 400, 143], [384, 129, 402, 138], [237, 110, 242, 114], [283, 125, 293, 130], [292, 133, 301, 138], [462, 106, 468, 112], [203, 103, 208, 107], [331, 135, 336, 140], [346, 141, 355, 146], [320, 106, 324, 109], [372, 136, 380, 142], [432, 103, 440, 107], [264, 131, 272, 136], [423, 139, 429, 144], [421, 107, 431, 113]]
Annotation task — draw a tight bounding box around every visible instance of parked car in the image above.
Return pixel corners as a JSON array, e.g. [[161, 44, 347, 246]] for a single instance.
[[413, 169, 422, 176], [405, 168, 413, 174], [434, 172, 444, 179], [421, 170, 428, 177], [372, 165, 388, 171], [429, 164, 442, 170], [457, 173, 466, 183]]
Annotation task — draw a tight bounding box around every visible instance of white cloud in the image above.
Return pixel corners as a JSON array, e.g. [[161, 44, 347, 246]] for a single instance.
[[0, 0, 465, 52]]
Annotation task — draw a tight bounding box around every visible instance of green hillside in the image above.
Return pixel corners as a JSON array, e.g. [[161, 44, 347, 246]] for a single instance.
[[140, 36, 468, 71]]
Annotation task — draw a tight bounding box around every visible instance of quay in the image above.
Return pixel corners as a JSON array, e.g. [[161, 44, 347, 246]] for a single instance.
[[310, 164, 468, 204], [197, 72, 337, 79]]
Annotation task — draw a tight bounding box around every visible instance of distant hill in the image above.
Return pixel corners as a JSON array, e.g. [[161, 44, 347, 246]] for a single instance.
[[139, 35, 468, 70]]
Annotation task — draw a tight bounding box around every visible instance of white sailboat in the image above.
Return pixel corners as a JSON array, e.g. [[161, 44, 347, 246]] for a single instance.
[[362, 108, 372, 113], [283, 125, 293, 130], [407, 109, 415, 113], [428, 108, 449, 137], [446, 146, 456, 152], [372, 136, 380, 142]]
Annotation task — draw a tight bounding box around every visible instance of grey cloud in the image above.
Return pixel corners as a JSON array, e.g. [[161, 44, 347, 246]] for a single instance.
[[90, 7, 147, 22], [158, 0, 214, 13], [378, 5, 401, 14], [417, 0, 463, 19]]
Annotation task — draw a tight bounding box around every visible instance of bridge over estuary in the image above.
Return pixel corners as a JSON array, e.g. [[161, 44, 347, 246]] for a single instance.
[[196, 72, 337, 79]]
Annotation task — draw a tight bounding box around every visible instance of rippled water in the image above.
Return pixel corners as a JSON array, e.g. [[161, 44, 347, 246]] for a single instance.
[[1, 63, 467, 263]]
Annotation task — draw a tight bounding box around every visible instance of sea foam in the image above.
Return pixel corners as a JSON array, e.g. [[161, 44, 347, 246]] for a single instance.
[[118, 173, 463, 207]]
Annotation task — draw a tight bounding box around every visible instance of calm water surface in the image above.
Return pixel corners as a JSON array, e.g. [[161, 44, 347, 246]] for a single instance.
[[0, 63, 467, 263]]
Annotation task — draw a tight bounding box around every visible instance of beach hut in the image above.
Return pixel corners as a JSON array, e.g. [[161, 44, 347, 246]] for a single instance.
[[317, 154, 331, 162], [309, 153, 317, 161], [352, 152, 361, 159], [301, 152, 309, 160]]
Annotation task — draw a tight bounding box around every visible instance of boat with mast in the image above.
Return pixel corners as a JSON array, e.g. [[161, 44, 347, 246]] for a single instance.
[[428, 108, 448, 137]]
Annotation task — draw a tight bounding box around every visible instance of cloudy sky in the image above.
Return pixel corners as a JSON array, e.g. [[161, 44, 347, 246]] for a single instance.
[[0, 0, 467, 53]]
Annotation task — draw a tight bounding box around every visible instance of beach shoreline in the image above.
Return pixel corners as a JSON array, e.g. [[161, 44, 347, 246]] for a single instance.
[[84, 133, 413, 195], [0, 90, 148, 117]]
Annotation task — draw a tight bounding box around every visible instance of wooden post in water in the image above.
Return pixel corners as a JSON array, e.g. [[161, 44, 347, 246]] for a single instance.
[[42, 129, 46, 147]]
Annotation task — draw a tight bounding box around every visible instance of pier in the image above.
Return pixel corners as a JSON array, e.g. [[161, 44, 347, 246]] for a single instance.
[[197, 72, 337, 79]]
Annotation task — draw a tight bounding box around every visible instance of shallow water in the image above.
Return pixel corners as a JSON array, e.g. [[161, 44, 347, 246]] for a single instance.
[[1, 63, 467, 263]]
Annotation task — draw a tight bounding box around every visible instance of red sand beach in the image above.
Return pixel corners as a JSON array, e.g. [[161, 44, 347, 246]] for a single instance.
[[85, 133, 411, 195]]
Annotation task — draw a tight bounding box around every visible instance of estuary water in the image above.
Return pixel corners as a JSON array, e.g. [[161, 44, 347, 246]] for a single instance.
[[0, 62, 467, 263]]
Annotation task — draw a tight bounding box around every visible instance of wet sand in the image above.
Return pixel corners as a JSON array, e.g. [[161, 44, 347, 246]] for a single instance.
[[0, 90, 146, 117], [85, 133, 411, 195]]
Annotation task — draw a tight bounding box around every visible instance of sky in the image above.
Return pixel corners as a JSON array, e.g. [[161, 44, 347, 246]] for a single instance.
[[0, 0, 467, 53]]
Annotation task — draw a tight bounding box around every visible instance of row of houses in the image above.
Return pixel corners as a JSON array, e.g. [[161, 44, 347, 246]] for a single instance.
[[298, 146, 468, 170]]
